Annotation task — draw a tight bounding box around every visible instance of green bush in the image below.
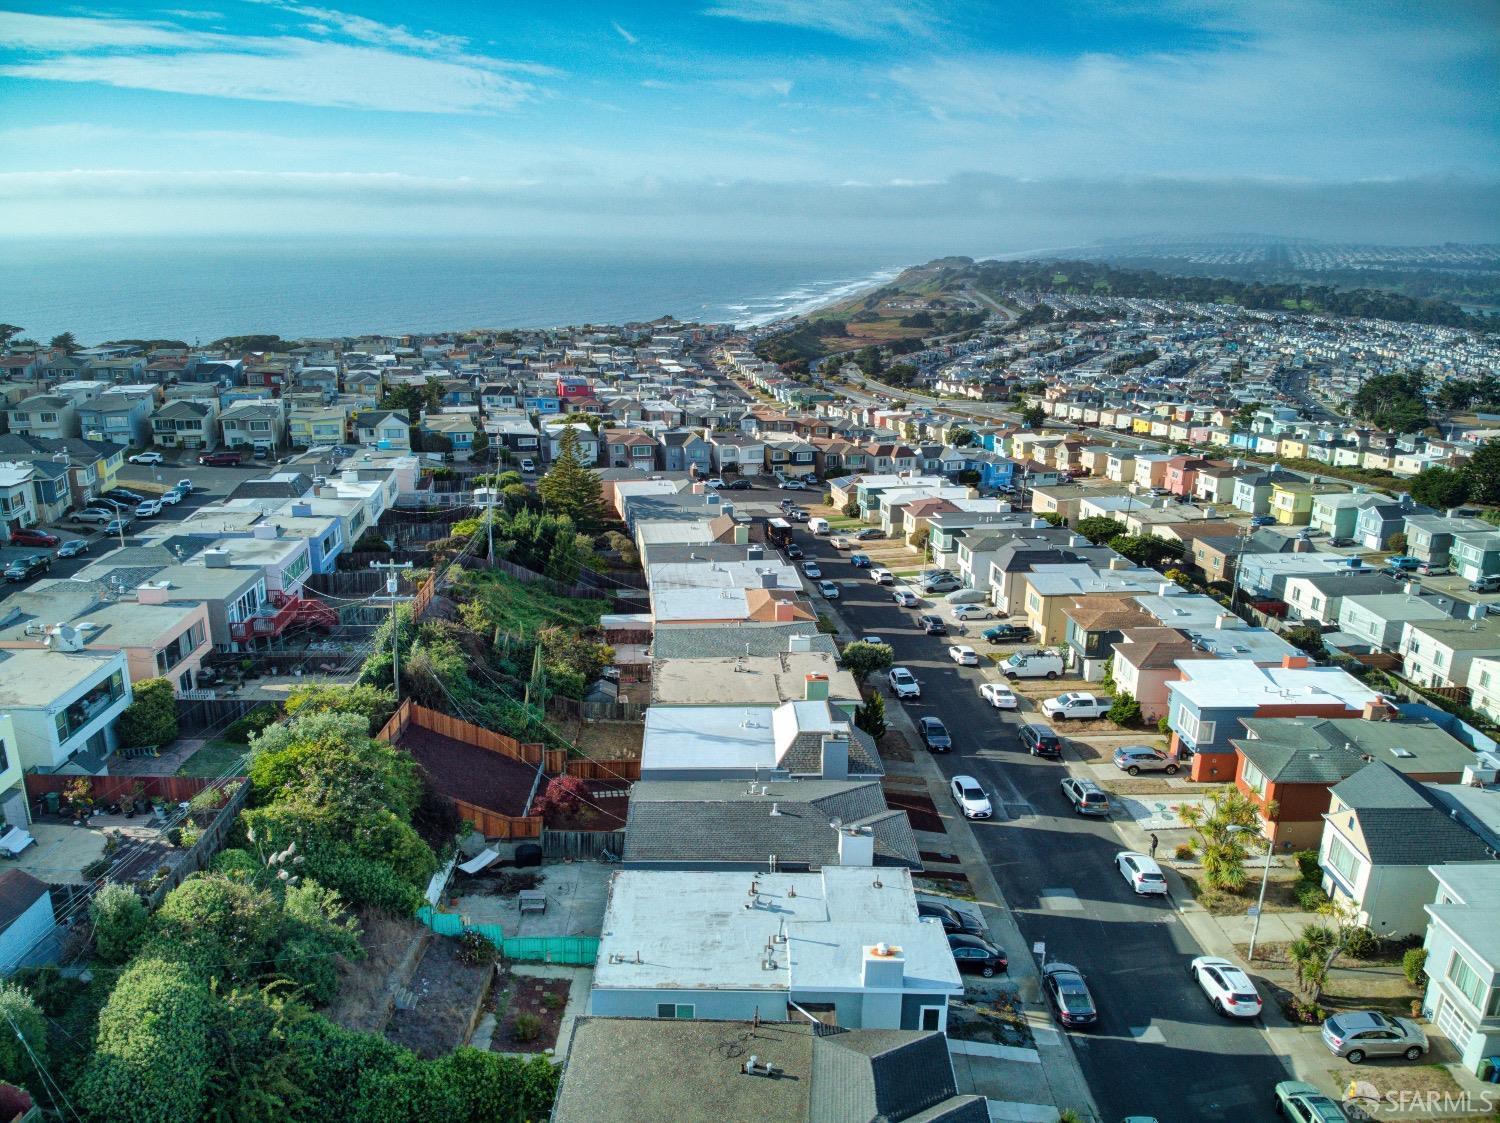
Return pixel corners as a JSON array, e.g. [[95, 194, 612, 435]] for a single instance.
[[1294, 849, 1321, 882], [117, 677, 179, 747], [1403, 947, 1429, 986], [90, 884, 149, 966], [1106, 693, 1143, 728], [1342, 926, 1381, 961], [1296, 882, 1330, 910], [511, 1012, 541, 1043], [224, 705, 279, 745], [0, 982, 48, 1093]]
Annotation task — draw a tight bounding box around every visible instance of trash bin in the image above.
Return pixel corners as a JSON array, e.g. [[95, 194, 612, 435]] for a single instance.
[[1486, 1056, 1500, 1083], [43, 791, 60, 815]]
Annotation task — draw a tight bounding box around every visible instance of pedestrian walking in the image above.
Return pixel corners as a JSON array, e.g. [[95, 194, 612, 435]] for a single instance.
[[1149, 833, 1159, 859]]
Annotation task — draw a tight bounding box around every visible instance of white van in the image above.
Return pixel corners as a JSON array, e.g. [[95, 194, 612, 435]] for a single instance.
[[809, 517, 831, 536], [1001, 650, 1065, 680]]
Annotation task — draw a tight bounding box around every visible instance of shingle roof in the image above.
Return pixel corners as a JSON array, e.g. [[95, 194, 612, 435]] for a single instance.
[[811, 1029, 986, 1123], [651, 624, 838, 660], [624, 779, 917, 868], [1331, 762, 1495, 865], [0, 869, 48, 930], [778, 723, 883, 778]]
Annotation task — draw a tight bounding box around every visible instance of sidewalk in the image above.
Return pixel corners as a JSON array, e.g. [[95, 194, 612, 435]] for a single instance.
[[821, 599, 1099, 1123]]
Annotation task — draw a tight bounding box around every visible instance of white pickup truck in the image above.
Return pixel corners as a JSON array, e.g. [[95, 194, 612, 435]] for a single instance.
[[1041, 692, 1112, 720]]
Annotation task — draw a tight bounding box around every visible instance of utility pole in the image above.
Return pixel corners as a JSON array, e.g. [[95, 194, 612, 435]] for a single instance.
[[370, 559, 414, 699]]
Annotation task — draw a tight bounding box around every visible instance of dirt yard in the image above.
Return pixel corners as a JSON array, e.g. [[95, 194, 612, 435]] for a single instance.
[[947, 991, 1033, 1048], [488, 967, 571, 1053], [878, 728, 915, 763], [384, 938, 493, 1059], [401, 726, 538, 816], [325, 910, 430, 1034], [554, 718, 644, 760], [885, 785, 944, 833]]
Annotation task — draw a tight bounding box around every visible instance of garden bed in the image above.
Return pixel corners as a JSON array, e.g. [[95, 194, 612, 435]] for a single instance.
[[946, 991, 1033, 1048], [884, 788, 944, 833], [384, 937, 494, 1059], [489, 967, 570, 1054], [877, 729, 914, 764]]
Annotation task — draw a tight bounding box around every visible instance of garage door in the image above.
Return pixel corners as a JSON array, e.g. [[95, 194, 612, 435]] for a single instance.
[[1436, 995, 1475, 1047]]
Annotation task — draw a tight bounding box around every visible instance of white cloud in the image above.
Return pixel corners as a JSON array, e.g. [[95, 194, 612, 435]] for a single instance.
[[701, 0, 938, 41], [0, 8, 548, 114], [611, 21, 638, 45]]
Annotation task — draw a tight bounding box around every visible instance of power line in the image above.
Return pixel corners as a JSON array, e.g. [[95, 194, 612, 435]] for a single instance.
[[2, 1007, 83, 1123]]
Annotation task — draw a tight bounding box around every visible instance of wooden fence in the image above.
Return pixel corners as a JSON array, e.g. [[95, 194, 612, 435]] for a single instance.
[[542, 828, 623, 861], [378, 700, 563, 773], [409, 570, 439, 620], [146, 779, 253, 907], [24, 773, 224, 806], [454, 799, 543, 840], [564, 758, 641, 781]]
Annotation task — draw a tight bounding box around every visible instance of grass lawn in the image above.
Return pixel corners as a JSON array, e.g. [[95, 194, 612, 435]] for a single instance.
[[460, 570, 607, 633], [176, 738, 249, 778]]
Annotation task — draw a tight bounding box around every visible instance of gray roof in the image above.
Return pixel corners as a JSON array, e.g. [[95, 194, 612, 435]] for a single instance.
[[229, 474, 313, 500], [1331, 762, 1495, 865], [154, 399, 213, 420], [553, 1018, 981, 1123], [624, 779, 918, 869], [1235, 715, 1474, 785], [651, 623, 838, 659], [780, 724, 883, 777]]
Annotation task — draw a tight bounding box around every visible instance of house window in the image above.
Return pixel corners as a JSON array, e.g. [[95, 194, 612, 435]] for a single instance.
[[656, 1003, 694, 1019], [39, 412, 57, 423], [1447, 950, 1488, 1012], [1325, 833, 1362, 884], [1242, 761, 1267, 796], [248, 421, 271, 432]]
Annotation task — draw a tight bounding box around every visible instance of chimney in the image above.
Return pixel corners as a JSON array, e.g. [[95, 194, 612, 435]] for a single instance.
[[774, 599, 796, 622], [733, 522, 749, 545], [1109, 556, 1129, 571], [1361, 699, 1393, 722], [760, 571, 779, 589], [820, 728, 849, 779], [252, 523, 278, 540], [837, 825, 875, 866], [135, 582, 171, 605], [1282, 654, 1310, 670], [1158, 583, 1176, 597], [1214, 613, 1238, 630], [804, 673, 829, 702], [291, 502, 313, 517], [747, 544, 764, 560]]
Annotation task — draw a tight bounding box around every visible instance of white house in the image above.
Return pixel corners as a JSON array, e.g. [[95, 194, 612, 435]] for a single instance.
[[1420, 862, 1500, 1075]]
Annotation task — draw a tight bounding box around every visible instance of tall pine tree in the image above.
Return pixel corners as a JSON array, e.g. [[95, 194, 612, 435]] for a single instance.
[[538, 425, 606, 531]]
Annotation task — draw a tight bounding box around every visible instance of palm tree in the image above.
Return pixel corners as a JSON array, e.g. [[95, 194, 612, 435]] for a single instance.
[[1178, 788, 1273, 892]]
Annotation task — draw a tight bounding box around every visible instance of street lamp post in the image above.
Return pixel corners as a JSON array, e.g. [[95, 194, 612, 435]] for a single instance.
[[1231, 823, 1275, 963]]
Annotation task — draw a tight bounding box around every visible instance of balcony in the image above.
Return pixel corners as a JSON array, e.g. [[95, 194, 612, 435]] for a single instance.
[[230, 591, 338, 643]]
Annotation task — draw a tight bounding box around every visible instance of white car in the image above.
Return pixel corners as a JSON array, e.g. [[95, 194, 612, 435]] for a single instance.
[[780, 478, 807, 490], [158, 488, 184, 506], [1115, 851, 1169, 896], [948, 645, 979, 666], [134, 499, 163, 518], [1188, 956, 1264, 1019], [1041, 692, 1111, 720], [953, 604, 991, 621], [128, 451, 164, 465], [176, 479, 193, 493], [802, 561, 822, 579], [829, 535, 850, 550], [871, 568, 895, 585], [861, 635, 886, 647], [892, 588, 919, 606], [950, 775, 993, 819], [705, 478, 726, 489], [887, 667, 921, 699], [979, 682, 1018, 709], [818, 580, 840, 599]]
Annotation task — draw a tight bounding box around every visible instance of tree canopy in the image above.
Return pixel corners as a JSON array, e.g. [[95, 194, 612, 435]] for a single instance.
[[538, 425, 605, 531], [1351, 371, 1430, 433]]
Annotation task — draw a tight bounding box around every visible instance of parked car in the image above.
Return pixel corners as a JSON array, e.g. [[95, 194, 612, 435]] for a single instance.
[[1115, 851, 1168, 896], [817, 580, 839, 599], [135, 499, 163, 518], [950, 775, 992, 819], [918, 716, 951, 751], [948, 644, 979, 665], [1416, 562, 1448, 576], [103, 518, 132, 536], [1320, 1010, 1428, 1063], [704, 477, 726, 489], [953, 604, 991, 621], [1042, 692, 1111, 720], [198, 451, 241, 466], [1386, 555, 1421, 572], [785, 543, 804, 559], [780, 478, 807, 491], [849, 552, 872, 568], [127, 451, 164, 465], [1000, 651, 1064, 680], [854, 528, 883, 540], [1060, 777, 1110, 816], [1188, 956, 1263, 1018], [1327, 537, 1355, 548], [871, 567, 894, 585], [1468, 574, 1500, 592], [887, 667, 921, 699], [158, 488, 185, 506], [802, 561, 822, 579], [788, 509, 810, 523], [1041, 962, 1097, 1028], [176, 479, 194, 493], [916, 898, 983, 935], [4, 554, 50, 582], [982, 623, 1033, 644], [71, 508, 112, 524], [892, 587, 919, 606], [9, 528, 59, 547], [1273, 1081, 1352, 1122], [1019, 723, 1062, 758], [948, 933, 1007, 977], [105, 488, 145, 504], [1249, 515, 1276, 527], [1112, 745, 1179, 775], [921, 572, 962, 594], [252, 446, 271, 459], [725, 479, 752, 490], [918, 614, 947, 635], [828, 535, 849, 550], [56, 539, 88, 559], [860, 635, 886, 648], [979, 682, 1018, 709]]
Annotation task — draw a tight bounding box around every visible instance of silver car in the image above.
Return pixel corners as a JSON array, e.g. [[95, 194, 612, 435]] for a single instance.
[[1321, 1010, 1428, 1063]]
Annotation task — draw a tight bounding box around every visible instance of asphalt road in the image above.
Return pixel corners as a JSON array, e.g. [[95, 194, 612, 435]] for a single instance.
[[789, 525, 1288, 1123]]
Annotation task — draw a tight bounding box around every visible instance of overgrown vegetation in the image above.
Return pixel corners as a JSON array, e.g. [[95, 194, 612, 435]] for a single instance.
[[117, 677, 179, 747]]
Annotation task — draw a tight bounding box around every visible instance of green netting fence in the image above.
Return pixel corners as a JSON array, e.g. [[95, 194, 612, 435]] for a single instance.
[[416, 906, 599, 966]]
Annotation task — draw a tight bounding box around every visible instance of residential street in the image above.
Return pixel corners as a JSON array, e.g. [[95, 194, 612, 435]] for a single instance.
[[797, 527, 1289, 1123]]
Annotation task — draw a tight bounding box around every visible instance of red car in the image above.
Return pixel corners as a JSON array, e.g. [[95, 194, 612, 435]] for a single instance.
[[198, 451, 242, 466], [9, 528, 59, 548]]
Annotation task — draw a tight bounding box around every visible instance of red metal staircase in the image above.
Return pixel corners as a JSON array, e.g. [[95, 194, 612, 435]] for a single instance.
[[230, 591, 338, 643]]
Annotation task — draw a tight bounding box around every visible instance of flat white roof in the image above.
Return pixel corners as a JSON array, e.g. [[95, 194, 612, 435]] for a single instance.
[[1168, 659, 1379, 710]]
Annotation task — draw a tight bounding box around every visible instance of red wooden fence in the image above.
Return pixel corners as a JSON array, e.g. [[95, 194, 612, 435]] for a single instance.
[[24, 774, 224, 805], [565, 758, 641, 781], [379, 699, 562, 773]]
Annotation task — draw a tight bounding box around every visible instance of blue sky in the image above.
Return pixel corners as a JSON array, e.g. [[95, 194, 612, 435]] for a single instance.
[[0, 0, 1496, 247]]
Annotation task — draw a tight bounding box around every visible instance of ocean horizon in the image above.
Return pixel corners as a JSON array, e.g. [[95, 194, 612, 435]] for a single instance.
[[0, 237, 936, 345]]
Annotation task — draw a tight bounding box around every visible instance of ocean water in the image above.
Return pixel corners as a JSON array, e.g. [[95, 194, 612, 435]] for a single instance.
[[0, 238, 909, 345]]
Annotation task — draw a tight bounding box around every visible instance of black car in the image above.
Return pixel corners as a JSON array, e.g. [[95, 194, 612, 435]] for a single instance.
[[1019, 723, 1062, 759], [726, 479, 753, 490], [919, 716, 952, 752], [4, 554, 51, 582], [949, 933, 1008, 978], [854, 528, 883, 540], [917, 899, 983, 935], [105, 488, 145, 504], [1042, 962, 1098, 1028], [785, 543, 804, 559], [981, 623, 1033, 644], [918, 614, 948, 635]]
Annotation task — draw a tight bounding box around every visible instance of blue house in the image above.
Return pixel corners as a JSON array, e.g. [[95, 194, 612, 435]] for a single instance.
[[523, 393, 561, 413]]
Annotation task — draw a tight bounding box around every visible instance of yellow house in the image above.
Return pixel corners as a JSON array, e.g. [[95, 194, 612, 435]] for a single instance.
[[1018, 566, 1164, 644], [1270, 479, 1348, 525], [1362, 449, 1395, 471], [1132, 416, 1154, 435], [1278, 436, 1309, 460]]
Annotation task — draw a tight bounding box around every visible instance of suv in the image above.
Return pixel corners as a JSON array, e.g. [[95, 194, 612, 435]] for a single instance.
[[918, 716, 952, 752], [71, 507, 112, 525], [918, 614, 947, 635], [887, 667, 921, 699], [1019, 723, 1062, 759], [1060, 777, 1110, 817], [1273, 1082, 1352, 1123], [4, 554, 50, 582], [519, 458, 537, 473], [1469, 574, 1500, 593], [982, 623, 1033, 644], [1321, 1010, 1428, 1063], [1112, 745, 1179, 775], [9, 528, 59, 548], [198, 451, 242, 466]]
